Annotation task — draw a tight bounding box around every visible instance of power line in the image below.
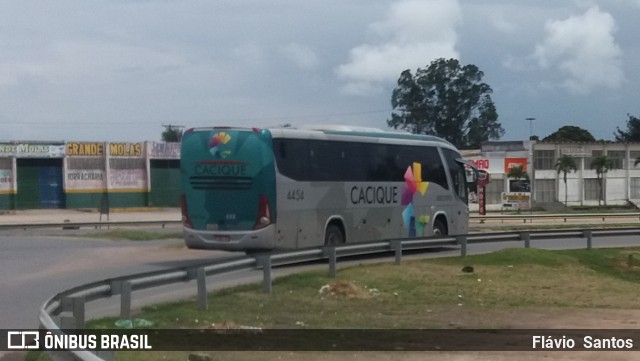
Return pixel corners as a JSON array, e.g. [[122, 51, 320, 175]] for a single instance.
[[0, 109, 392, 125]]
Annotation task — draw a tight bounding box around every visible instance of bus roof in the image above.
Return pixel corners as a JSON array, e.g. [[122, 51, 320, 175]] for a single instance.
[[185, 125, 457, 150], [270, 125, 456, 149]]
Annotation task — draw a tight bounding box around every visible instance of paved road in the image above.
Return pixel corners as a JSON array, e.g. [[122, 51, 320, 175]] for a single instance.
[[0, 232, 219, 329]]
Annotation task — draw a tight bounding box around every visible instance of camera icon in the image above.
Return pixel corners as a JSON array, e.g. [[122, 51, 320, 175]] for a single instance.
[[7, 331, 39, 350]]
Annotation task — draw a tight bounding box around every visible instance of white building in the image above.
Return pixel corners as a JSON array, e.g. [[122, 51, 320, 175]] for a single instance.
[[532, 141, 640, 207], [464, 141, 640, 210]]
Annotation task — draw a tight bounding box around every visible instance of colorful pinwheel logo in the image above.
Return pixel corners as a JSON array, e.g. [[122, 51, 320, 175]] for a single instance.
[[401, 162, 430, 237], [209, 132, 231, 157]]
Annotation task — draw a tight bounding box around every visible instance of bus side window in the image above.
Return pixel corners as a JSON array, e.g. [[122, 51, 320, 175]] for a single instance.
[[275, 139, 309, 181], [421, 147, 448, 190], [367, 144, 398, 181], [309, 140, 341, 181]]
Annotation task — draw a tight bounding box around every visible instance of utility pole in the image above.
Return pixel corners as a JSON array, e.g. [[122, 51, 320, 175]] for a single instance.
[[526, 117, 536, 140]]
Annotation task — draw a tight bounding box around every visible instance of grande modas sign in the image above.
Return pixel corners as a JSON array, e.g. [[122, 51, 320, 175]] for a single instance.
[[502, 192, 531, 209]]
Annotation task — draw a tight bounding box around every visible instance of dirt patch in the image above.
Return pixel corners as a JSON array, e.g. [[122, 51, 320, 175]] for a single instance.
[[318, 280, 372, 298]]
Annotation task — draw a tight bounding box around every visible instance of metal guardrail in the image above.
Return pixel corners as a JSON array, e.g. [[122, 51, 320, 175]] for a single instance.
[[38, 226, 640, 360], [0, 212, 636, 231], [0, 213, 640, 230], [0, 220, 182, 230], [470, 212, 640, 223]]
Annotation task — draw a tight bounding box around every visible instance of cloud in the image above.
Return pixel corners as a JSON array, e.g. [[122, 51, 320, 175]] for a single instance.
[[336, 0, 461, 96], [0, 40, 187, 88], [489, 11, 517, 34], [533, 6, 623, 95], [280, 43, 319, 70]]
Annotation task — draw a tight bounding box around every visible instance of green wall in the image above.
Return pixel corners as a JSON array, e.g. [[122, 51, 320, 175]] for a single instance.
[[7, 158, 181, 210], [149, 160, 181, 207], [16, 159, 65, 209], [0, 194, 14, 210], [65, 192, 104, 209]]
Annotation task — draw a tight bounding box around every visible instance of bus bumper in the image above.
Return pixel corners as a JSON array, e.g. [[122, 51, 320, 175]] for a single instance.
[[183, 225, 276, 252]]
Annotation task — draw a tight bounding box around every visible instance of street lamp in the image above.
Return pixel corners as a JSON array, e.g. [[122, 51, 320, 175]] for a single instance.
[[526, 117, 536, 139]]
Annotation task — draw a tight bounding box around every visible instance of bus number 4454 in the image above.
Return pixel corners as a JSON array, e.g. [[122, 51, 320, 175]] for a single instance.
[[287, 189, 304, 201]]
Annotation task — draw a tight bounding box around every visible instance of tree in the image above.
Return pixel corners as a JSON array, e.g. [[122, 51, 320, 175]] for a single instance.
[[388, 58, 504, 149], [554, 155, 577, 207], [506, 165, 530, 193], [543, 126, 595, 142], [162, 125, 184, 142], [614, 114, 640, 142], [507, 165, 529, 181], [590, 155, 614, 206]]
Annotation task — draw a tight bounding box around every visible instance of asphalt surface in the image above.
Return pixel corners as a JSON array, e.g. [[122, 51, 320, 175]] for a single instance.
[[0, 207, 182, 225], [0, 208, 201, 361]]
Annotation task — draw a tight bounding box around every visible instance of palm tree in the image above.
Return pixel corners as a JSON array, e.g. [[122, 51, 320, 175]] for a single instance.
[[507, 165, 530, 192], [590, 155, 614, 207], [507, 165, 529, 183], [555, 155, 577, 207]]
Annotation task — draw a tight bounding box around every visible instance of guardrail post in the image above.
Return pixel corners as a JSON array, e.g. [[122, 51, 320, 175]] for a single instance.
[[197, 267, 208, 310], [457, 235, 467, 257], [390, 240, 402, 265], [60, 296, 85, 329], [59, 316, 76, 330], [257, 255, 272, 294], [583, 230, 593, 250], [520, 232, 530, 248], [323, 246, 337, 277], [121, 281, 132, 319], [72, 296, 85, 328]]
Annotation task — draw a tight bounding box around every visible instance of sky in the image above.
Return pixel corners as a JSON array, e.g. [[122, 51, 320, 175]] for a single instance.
[[1, 0, 639, 142]]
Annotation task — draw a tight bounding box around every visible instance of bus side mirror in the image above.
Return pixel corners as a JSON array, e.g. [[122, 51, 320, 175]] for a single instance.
[[464, 164, 478, 193]]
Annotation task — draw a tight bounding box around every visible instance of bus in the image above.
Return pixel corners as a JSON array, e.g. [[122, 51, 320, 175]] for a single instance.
[[180, 125, 477, 252]]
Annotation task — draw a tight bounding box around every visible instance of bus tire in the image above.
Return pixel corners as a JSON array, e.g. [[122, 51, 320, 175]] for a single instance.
[[433, 218, 447, 236], [324, 224, 345, 246]]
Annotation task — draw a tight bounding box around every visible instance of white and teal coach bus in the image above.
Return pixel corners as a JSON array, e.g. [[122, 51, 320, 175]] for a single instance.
[[180, 125, 477, 252]]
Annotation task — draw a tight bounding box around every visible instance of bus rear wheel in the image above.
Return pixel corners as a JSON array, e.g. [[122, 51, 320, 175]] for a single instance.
[[433, 218, 447, 236], [324, 224, 345, 246]]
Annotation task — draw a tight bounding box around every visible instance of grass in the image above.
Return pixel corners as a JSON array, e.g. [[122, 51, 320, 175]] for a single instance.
[[568, 204, 639, 213], [43, 247, 638, 361], [73, 229, 183, 241], [88, 247, 640, 330], [471, 222, 640, 233]]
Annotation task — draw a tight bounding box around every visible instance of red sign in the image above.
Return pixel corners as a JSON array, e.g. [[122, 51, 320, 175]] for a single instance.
[[477, 170, 490, 187], [478, 186, 486, 215], [504, 158, 528, 174], [470, 159, 489, 170]]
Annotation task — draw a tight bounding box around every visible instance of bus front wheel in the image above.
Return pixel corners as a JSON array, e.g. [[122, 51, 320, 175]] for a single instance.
[[324, 224, 345, 246]]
